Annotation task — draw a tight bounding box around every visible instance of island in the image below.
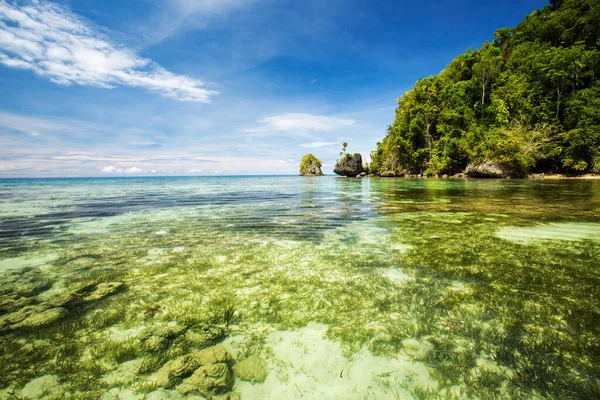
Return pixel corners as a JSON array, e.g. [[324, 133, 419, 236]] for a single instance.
[[299, 154, 324, 176], [369, 0, 600, 178]]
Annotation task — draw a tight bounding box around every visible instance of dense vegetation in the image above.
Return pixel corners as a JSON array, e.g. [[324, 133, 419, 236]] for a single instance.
[[371, 0, 600, 177]]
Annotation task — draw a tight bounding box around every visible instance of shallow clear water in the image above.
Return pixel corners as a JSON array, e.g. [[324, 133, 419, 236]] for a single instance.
[[1, 176, 599, 399]]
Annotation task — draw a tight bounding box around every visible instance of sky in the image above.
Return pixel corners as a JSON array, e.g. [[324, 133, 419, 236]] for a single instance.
[[0, 0, 548, 177]]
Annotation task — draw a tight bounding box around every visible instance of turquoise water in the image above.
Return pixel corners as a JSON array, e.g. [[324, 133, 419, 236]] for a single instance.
[[0, 176, 599, 399]]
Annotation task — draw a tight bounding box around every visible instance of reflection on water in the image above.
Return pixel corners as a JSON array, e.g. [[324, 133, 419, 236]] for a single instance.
[[0, 176, 599, 399]]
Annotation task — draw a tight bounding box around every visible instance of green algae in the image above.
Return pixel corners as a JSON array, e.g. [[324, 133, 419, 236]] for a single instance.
[[0, 177, 599, 399]]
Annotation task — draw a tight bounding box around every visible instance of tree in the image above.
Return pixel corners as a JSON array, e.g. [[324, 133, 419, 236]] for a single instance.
[[543, 46, 583, 118], [549, 0, 563, 10], [371, 0, 600, 175], [473, 43, 502, 107], [339, 142, 348, 158]]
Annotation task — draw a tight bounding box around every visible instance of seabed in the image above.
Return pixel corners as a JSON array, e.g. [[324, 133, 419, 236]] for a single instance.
[[1, 176, 599, 399]]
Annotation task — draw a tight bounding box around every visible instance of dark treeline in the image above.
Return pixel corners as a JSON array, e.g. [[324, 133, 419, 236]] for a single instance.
[[371, 0, 600, 177]]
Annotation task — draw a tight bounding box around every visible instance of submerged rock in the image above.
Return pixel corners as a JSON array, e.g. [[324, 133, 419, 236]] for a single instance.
[[213, 393, 241, 400], [146, 389, 186, 400], [0, 294, 36, 315], [0, 280, 125, 333], [0, 305, 68, 331], [177, 363, 233, 396], [49, 281, 125, 309], [141, 324, 188, 352], [334, 154, 364, 177], [16, 307, 68, 329], [185, 324, 227, 349], [84, 281, 125, 302], [20, 375, 63, 400], [153, 345, 231, 388], [233, 355, 267, 383], [0, 267, 51, 297], [101, 358, 144, 386], [101, 388, 142, 400], [401, 338, 433, 359], [46, 291, 86, 308]]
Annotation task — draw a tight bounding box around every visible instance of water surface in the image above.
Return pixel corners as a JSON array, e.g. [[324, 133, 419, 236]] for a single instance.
[[1, 176, 599, 399]]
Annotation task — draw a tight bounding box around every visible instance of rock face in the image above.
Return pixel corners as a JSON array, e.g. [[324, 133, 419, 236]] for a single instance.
[[184, 324, 227, 349], [465, 161, 513, 178], [0, 273, 126, 333], [177, 363, 233, 396], [153, 345, 232, 394], [0, 267, 51, 297], [141, 324, 188, 352], [299, 154, 324, 176], [334, 154, 364, 177], [233, 355, 267, 383], [19, 375, 63, 400], [401, 338, 434, 359]]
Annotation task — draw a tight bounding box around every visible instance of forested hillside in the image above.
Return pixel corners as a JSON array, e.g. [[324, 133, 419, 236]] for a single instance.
[[371, 0, 600, 177]]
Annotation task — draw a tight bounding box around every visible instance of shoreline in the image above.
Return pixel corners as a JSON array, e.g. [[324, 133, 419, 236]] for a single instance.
[[358, 173, 600, 180]]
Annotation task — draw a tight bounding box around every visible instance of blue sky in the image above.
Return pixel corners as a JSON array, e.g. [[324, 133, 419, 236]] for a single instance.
[[0, 0, 548, 177]]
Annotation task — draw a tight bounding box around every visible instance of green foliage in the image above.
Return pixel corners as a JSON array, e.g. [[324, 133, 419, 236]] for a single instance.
[[339, 142, 349, 158], [374, 0, 600, 176]]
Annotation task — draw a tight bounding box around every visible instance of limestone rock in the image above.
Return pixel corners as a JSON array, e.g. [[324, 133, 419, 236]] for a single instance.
[[401, 338, 433, 359], [465, 161, 513, 178], [0, 294, 36, 315], [47, 281, 124, 309], [176, 363, 233, 396], [377, 170, 399, 177], [141, 324, 187, 352], [0, 267, 51, 297], [213, 393, 241, 400], [101, 358, 144, 386], [145, 389, 186, 400], [154, 354, 200, 388], [20, 339, 52, 355], [46, 291, 86, 308], [233, 355, 267, 383], [193, 345, 230, 365], [101, 388, 142, 400], [334, 154, 364, 177], [83, 282, 125, 302], [0, 304, 68, 332], [15, 307, 68, 329], [185, 325, 226, 349], [299, 154, 324, 176], [20, 375, 63, 400], [153, 346, 230, 388], [0, 305, 45, 327]]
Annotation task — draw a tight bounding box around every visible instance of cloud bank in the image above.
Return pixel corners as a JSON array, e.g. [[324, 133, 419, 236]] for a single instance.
[[0, 0, 218, 102], [101, 166, 149, 174], [299, 141, 337, 148], [0, 165, 24, 170], [244, 113, 356, 137]]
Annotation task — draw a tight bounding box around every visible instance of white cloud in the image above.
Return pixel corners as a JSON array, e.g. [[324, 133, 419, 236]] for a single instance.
[[145, 0, 257, 44], [0, 1, 218, 102], [188, 168, 203, 173], [244, 113, 356, 136], [101, 166, 119, 173], [299, 141, 337, 148], [0, 165, 23, 170], [101, 165, 147, 174], [171, 0, 256, 16], [126, 167, 144, 174]]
